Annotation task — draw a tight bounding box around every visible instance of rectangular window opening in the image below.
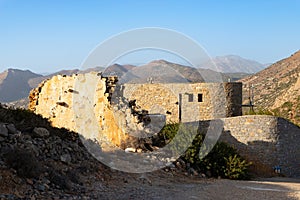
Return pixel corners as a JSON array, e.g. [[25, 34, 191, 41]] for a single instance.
[[198, 94, 203, 102], [188, 94, 193, 102]]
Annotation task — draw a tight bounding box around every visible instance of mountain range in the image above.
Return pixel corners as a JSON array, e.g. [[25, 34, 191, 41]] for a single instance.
[[1, 55, 260, 103], [198, 55, 268, 73], [1, 51, 299, 127], [0, 69, 41, 102]]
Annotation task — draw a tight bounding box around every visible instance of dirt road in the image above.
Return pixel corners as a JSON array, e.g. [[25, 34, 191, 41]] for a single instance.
[[87, 170, 300, 200]]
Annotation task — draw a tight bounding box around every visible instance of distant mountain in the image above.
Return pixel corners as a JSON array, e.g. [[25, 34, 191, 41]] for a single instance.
[[240, 50, 300, 125], [0, 68, 104, 103], [0, 59, 252, 105], [119, 60, 204, 83], [115, 60, 237, 84], [0, 69, 42, 102], [199, 55, 267, 73], [102, 64, 134, 77]]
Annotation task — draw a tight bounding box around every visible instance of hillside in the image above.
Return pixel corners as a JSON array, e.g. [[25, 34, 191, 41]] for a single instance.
[[107, 60, 248, 84], [0, 69, 42, 102], [240, 50, 300, 125], [199, 55, 267, 73]]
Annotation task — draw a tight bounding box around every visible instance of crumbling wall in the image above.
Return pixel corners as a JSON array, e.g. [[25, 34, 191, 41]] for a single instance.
[[29, 74, 243, 148], [29, 73, 128, 147], [29, 73, 157, 148]]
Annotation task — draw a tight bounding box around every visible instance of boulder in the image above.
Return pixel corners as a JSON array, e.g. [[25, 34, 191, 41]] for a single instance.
[[6, 124, 20, 135], [0, 123, 8, 137], [33, 127, 50, 138], [60, 154, 72, 163]]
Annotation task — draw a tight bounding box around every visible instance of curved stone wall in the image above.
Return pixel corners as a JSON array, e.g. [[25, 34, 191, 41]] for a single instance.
[[219, 115, 300, 177]]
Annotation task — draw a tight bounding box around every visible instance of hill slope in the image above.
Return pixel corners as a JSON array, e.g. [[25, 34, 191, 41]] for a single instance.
[[0, 69, 42, 102], [240, 50, 300, 125]]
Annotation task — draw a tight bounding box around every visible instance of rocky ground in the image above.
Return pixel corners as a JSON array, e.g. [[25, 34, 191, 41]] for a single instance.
[[1, 105, 300, 200]]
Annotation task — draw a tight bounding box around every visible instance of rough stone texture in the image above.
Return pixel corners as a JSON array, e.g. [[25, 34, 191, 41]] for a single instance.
[[29, 73, 242, 148], [28, 73, 300, 177], [0, 123, 8, 137], [122, 82, 242, 123], [29, 73, 128, 147], [224, 82, 242, 117], [218, 115, 300, 177], [33, 127, 50, 138], [6, 124, 20, 135]]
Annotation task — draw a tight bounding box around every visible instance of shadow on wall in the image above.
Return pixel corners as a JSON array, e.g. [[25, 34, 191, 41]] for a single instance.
[[220, 128, 300, 178], [220, 130, 279, 177]]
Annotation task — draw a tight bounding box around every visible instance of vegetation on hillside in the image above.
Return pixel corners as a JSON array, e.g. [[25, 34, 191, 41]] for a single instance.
[[243, 100, 300, 127]]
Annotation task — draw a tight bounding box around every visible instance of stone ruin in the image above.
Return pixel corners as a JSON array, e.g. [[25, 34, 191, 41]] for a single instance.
[[29, 72, 242, 149], [28, 72, 300, 177]]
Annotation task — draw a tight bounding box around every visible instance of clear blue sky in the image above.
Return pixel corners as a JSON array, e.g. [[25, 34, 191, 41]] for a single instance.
[[0, 0, 299, 73]]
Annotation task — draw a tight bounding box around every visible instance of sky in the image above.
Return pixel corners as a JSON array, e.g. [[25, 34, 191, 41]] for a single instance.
[[0, 0, 299, 73]]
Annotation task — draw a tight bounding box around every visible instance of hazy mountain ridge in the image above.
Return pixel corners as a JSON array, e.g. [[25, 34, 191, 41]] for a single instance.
[[199, 55, 267, 73], [0, 58, 254, 104], [240, 50, 300, 125], [0, 69, 42, 102]]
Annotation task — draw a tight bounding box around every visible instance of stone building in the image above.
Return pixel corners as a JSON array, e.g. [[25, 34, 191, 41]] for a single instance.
[[29, 72, 300, 177], [121, 82, 242, 123]]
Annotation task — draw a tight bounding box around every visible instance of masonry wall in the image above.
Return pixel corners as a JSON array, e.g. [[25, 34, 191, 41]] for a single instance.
[[29, 73, 128, 147], [218, 115, 300, 177], [29, 73, 300, 177], [122, 82, 242, 123]]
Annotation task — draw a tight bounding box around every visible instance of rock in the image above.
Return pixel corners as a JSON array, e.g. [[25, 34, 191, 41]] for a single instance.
[[0, 136, 5, 142], [36, 184, 45, 192], [33, 127, 50, 138], [26, 178, 34, 185], [189, 168, 198, 176], [6, 124, 20, 134], [167, 163, 176, 169], [0, 194, 16, 200], [139, 174, 152, 185], [60, 154, 72, 163], [125, 147, 136, 153], [206, 171, 212, 177], [0, 123, 8, 137]]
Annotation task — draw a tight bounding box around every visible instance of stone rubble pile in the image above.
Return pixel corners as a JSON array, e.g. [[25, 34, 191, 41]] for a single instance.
[[0, 106, 108, 199], [0, 105, 205, 199]]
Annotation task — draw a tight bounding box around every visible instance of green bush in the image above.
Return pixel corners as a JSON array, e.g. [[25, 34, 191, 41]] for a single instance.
[[244, 108, 274, 116], [224, 154, 252, 180], [156, 123, 252, 180]]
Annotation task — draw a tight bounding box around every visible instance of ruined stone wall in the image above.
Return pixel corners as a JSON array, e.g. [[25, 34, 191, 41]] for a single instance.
[[29, 74, 242, 146], [29, 73, 128, 147], [122, 82, 242, 123], [218, 115, 300, 177], [29, 73, 300, 177]]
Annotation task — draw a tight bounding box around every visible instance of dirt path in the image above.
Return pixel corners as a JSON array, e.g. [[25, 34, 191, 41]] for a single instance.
[[86, 171, 300, 200]]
